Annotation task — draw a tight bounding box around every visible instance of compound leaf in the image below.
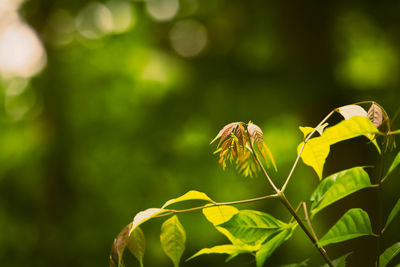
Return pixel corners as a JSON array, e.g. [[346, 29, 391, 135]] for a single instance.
[[310, 167, 372, 216], [318, 209, 373, 247], [160, 215, 186, 267], [379, 242, 400, 267]]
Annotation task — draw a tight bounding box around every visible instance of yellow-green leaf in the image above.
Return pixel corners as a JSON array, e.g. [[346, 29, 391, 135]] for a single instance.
[[127, 227, 145, 267], [299, 116, 380, 179], [203, 205, 240, 245], [217, 210, 287, 247], [256, 228, 294, 267], [310, 167, 372, 216], [383, 198, 400, 231], [160, 215, 186, 267], [161, 190, 214, 209], [386, 150, 400, 180], [298, 138, 330, 179], [379, 242, 400, 267], [203, 205, 239, 225], [187, 244, 253, 262], [318, 209, 373, 247]]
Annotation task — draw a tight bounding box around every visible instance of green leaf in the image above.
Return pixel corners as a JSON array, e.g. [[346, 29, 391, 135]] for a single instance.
[[186, 244, 253, 262], [379, 242, 400, 267], [202, 205, 240, 245], [337, 105, 367, 120], [278, 259, 309, 267], [384, 198, 400, 231], [161, 190, 214, 209], [320, 252, 352, 267], [318, 209, 373, 247], [130, 208, 170, 234], [160, 215, 186, 267], [386, 150, 400, 179], [300, 116, 380, 179], [127, 227, 145, 267], [255, 228, 293, 267], [218, 210, 287, 247], [310, 167, 372, 216]]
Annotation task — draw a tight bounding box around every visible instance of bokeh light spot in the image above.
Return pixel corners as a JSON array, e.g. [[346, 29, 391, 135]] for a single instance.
[[145, 0, 179, 22], [0, 22, 47, 78], [169, 19, 208, 57]]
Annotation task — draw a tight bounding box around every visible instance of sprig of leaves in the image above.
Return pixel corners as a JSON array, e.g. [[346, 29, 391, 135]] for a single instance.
[[211, 121, 276, 177]]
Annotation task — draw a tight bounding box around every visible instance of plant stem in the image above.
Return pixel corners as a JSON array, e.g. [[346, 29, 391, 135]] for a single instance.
[[281, 110, 335, 192], [250, 142, 334, 267], [303, 202, 319, 243], [152, 194, 279, 218]]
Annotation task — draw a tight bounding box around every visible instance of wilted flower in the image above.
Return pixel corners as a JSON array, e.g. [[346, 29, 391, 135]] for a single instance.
[[211, 121, 277, 177]]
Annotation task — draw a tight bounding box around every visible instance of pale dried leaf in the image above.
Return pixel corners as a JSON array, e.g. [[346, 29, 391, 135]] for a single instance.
[[337, 105, 367, 120], [368, 103, 383, 128]]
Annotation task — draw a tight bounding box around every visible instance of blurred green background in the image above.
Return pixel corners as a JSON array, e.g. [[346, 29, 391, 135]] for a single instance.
[[0, 0, 399, 266]]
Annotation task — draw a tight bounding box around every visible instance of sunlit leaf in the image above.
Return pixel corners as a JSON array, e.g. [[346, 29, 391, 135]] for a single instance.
[[298, 138, 330, 179], [127, 226, 145, 267], [320, 252, 352, 267], [299, 123, 329, 139], [130, 208, 170, 234], [368, 103, 384, 128], [379, 242, 400, 267], [218, 210, 287, 247], [160, 215, 186, 267], [255, 228, 293, 267], [203, 205, 239, 225], [161, 190, 214, 209], [203, 205, 241, 244], [318, 209, 373, 247], [337, 105, 367, 120], [186, 244, 253, 262], [310, 167, 372, 216], [279, 259, 309, 267], [384, 198, 400, 231], [386, 150, 400, 179], [300, 126, 314, 138], [299, 116, 380, 179]]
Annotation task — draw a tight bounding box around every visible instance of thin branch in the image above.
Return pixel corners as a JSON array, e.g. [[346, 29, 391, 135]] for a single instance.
[[302, 202, 319, 242], [281, 110, 335, 192], [289, 201, 304, 224], [250, 142, 334, 267], [151, 193, 279, 219]]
